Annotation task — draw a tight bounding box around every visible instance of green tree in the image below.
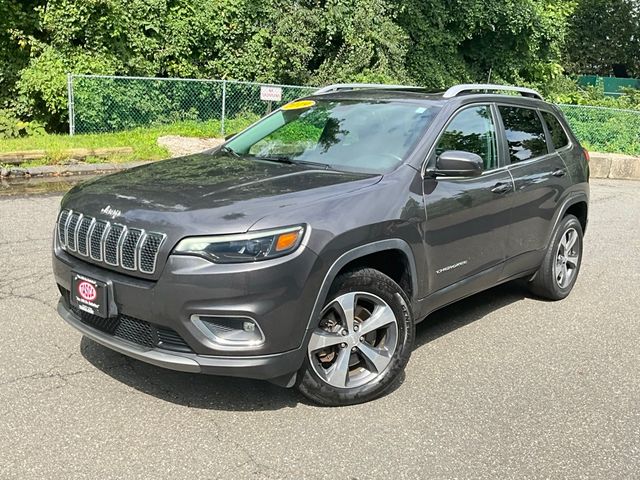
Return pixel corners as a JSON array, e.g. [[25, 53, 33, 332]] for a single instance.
[[398, 0, 576, 89], [564, 0, 640, 77], [0, 0, 44, 109]]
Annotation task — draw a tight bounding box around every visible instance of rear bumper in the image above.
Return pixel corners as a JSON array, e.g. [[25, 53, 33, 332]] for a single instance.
[[58, 299, 305, 380]]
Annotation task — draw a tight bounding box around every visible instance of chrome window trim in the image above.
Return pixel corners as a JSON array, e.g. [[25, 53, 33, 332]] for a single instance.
[[494, 103, 556, 165], [421, 102, 501, 178], [538, 109, 574, 153]]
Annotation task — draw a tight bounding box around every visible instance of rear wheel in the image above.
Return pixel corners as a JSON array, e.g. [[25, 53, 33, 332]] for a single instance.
[[529, 214, 583, 300], [298, 268, 414, 406]]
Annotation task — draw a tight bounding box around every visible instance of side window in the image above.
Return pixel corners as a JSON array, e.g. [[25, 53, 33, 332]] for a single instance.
[[498, 106, 549, 163], [435, 106, 498, 170], [541, 111, 570, 150]]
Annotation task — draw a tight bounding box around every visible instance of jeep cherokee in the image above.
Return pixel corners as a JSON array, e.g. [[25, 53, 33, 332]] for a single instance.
[[53, 83, 589, 406]]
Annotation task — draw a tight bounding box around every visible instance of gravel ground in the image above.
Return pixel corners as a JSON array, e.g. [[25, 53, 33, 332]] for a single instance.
[[157, 135, 223, 157], [0, 179, 638, 479]]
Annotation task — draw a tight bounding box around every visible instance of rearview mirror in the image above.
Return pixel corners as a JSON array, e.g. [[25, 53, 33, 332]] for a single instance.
[[435, 150, 483, 177]]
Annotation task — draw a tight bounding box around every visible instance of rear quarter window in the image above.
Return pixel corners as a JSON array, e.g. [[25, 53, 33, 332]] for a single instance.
[[541, 111, 570, 150], [498, 106, 549, 163]]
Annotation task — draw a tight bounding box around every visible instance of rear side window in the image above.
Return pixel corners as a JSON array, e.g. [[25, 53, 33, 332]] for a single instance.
[[436, 106, 498, 170], [541, 111, 570, 150], [498, 106, 548, 163]]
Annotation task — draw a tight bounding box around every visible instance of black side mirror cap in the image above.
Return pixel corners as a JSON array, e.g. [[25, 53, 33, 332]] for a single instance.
[[434, 150, 484, 177]]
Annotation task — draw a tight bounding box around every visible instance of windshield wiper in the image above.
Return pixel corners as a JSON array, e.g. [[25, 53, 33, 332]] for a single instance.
[[295, 160, 335, 170], [255, 154, 294, 164], [256, 155, 333, 170], [219, 145, 241, 158]]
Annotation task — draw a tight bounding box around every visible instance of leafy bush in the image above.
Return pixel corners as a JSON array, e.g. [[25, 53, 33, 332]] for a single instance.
[[0, 109, 46, 139]]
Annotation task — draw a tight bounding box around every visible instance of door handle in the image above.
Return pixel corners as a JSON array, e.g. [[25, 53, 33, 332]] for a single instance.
[[552, 168, 566, 177], [490, 182, 512, 194]]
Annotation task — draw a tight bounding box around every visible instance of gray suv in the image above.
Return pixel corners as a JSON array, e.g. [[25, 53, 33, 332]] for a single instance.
[[53, 83, 589, 406]]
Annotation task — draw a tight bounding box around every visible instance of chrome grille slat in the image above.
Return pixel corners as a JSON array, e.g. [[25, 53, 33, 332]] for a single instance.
[[104, 224, 125, 266], [57, 210, 70, 247], [77, 216, 94, 256], [90, 221, 108, 261], [56, 209, 165, 275], [66, 213, 81, 251], [139, 233, 166, 274], [121, 228, 143, 270]]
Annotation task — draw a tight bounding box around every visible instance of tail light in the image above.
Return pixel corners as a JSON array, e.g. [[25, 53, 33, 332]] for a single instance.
[[583, 148, 590, 163]]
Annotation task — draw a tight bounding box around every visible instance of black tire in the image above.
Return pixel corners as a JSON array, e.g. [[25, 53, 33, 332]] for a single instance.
[[297, 268, 414, 406], [529, 214, 584, 300]]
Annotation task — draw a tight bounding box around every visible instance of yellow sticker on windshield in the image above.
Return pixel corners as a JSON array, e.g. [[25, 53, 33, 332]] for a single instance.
[[282, 100, 316, 111]]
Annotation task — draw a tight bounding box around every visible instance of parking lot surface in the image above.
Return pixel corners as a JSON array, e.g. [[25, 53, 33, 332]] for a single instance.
[[1, 179, 638, 479]]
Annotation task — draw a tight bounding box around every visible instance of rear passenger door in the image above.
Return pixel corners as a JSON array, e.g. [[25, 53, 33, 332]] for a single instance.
[[497, 105, 573, 275]]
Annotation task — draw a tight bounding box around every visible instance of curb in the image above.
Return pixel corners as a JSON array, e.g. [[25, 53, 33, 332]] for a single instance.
[[0, 161, 151, 179], [589, 152, 640, 180]]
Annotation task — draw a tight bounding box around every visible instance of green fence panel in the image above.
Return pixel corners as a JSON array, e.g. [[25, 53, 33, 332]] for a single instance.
[[559, 104, 640, 156], [71, 75, 316, 135]]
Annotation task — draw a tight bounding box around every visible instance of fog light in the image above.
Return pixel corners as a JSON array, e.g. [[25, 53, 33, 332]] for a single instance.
[[191, 315, 264, 350], [243, 321, 256, 332]]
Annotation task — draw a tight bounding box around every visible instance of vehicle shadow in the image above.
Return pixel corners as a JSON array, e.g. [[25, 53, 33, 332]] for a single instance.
[[80, 336, 303, 411], [414, 280, 529, 348], [80, 281, 531, 411]]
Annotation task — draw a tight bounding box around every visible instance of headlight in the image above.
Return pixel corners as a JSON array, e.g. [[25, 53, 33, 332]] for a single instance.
[[173, 225, 305, 264]]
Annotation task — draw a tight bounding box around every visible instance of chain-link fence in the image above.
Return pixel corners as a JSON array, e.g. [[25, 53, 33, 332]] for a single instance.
[[67, 75, 640, 156], [559, 104, 640, 156], [68, 74, 317, 136]]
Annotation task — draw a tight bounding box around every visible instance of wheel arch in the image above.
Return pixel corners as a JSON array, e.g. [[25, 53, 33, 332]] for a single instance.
[[564, 200, 588, 233], [546, 193, 589, 246], [300, 239, 418, 345]]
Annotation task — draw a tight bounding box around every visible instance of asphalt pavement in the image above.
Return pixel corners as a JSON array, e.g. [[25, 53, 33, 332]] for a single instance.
[[0, 179, 638, 479]]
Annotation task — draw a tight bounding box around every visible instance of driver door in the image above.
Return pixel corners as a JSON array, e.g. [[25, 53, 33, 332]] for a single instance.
[[422, 104, 514, 295]]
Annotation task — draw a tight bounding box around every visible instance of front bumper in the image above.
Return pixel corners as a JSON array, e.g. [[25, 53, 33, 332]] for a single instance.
[[57, 300, 305, 380], [53, 241, 323, 380]]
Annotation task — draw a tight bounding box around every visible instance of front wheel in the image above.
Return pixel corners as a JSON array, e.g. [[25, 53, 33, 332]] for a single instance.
[[297, 268, 414, 406], [529, 214, 584, 300]]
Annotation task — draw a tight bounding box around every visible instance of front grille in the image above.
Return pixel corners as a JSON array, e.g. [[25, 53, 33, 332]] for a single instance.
[[57, 209, 166, 275], [69, 303, 193, 353], [115, 315, 156, 348], [157, 327, 194, 353]]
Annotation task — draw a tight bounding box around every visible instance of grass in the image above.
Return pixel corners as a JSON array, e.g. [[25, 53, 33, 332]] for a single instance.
[[0, 117, 256, 167]]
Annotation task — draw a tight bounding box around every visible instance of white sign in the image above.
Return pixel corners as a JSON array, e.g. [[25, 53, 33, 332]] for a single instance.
[[260, 86, 282, 102]]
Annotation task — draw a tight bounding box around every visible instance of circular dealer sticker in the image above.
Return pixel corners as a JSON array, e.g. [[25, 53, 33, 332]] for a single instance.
[[77, 281, 97, 302]]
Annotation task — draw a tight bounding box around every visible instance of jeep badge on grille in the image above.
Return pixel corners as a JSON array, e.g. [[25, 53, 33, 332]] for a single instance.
[[100, 205, 122, 220]]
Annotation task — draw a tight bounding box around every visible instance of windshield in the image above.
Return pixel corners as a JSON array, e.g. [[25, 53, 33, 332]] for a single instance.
[[225, 100, 441, 174]]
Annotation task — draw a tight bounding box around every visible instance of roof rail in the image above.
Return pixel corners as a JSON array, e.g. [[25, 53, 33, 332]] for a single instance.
[[443, 84, 544, 100], [314, 83, 421, 95]]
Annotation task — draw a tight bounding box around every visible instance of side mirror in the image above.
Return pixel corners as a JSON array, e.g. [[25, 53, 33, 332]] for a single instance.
[[435, 150, 483, 177]]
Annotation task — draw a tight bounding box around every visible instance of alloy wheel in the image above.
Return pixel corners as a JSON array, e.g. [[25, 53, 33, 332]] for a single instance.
[[308, 292, 399, 389], [553, 227, 580, 289]]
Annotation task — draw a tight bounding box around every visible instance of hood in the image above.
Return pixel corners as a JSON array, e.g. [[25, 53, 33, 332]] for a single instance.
[[61, 153, 381, 236]]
